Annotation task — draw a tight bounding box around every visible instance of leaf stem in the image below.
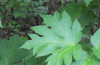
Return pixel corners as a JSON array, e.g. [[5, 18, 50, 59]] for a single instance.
[[3, 0, 10, 8], [89, 52, 94, 58]]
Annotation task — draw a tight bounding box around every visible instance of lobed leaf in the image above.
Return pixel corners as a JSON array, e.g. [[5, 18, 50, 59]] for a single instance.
[[71, 51, 100, 65], [21, 11, 82, 65], [91, 29, 100, 59], [46, 44, 82, 65]]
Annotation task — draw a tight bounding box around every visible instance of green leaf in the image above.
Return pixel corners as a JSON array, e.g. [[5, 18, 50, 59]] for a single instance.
[[46, 44, 82, 65], [79, 9, 93, 27], [21, 57, 38, 65], [82, 26, 91, 34], [21, 11, 82, 65], [92, 48, 100, 59], [84, 0, 92, 6], [7, 2, 13, 7], [13, 56, 48, 65], [0, 35, 29, 65], [13, 12, 20, 18], [91, 29, 100, 49], [91, 29, 100, 59], [73, 44, 82, 61], [46, 45, 73, 65], [60, 2, 82, 22], [71, 51, 100, 65], [80, 40, 90, 50]]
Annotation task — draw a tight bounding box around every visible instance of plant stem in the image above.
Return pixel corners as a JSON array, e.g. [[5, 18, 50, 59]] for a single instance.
[[89, 52, 94, 58], [3, 0, 10, 7]]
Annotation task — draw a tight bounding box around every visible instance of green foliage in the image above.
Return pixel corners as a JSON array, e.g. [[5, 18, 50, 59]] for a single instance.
[[79, 9, 94, 27], [0, 35, 29, 65], [20, 0, 100, 65], [1, 0, 100, 65], [84, 0, 92, 6], [71, 51, 100, 65], [91, 29, 100, 59], [61, 2, 82, 22], [21, 11, 82, 65], [14, 56, 48, 65], [0, 0, 48, 35]]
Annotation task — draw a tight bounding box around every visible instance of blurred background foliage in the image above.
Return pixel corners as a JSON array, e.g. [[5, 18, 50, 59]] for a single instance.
[[0, 0, 80, 39], [0, 0, 49, 38]]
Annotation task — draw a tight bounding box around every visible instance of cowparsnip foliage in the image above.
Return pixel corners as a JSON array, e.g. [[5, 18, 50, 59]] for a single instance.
[[91, 29, 100, 59], [71, 51, 100, 65], [19, 0, 100, 65], [0, 35, 29, 65], [21, 11, 83, 65], [20, 0, 100, 63], [0, 0, 100, 65]]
